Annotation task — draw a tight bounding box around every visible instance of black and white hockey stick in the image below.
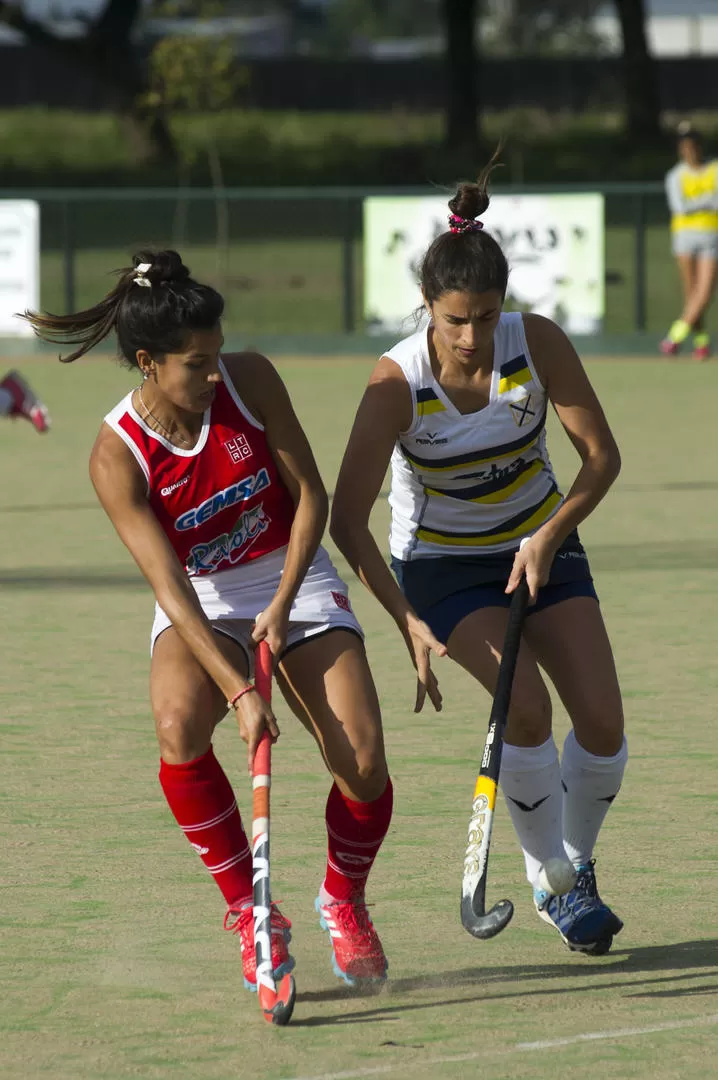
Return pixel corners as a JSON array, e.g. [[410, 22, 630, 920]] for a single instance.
[[460, 578, 529, 939]]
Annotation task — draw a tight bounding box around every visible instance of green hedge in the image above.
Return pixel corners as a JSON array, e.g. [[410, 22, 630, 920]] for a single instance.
[[0, 107, 710, 188]]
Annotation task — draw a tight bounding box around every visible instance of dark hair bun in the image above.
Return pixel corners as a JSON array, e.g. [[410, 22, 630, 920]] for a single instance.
[[132, 250, 191, 285], [447, 144, 503, 223], [448, 182, 488, 221]]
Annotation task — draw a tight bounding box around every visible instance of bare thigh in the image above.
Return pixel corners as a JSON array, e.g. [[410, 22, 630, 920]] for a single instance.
[[277, 630, 388, 802], [447, 606, 552, 747], [151, 628, 249, 764], [522, 597, 623, 756]]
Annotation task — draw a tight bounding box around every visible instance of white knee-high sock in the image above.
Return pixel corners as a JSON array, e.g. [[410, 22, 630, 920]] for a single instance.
[[500, 736, 566, 889], [561, 729, 628, 867]]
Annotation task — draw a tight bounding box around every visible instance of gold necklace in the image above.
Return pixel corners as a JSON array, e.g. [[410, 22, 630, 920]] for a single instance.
[[138, 383, 192, 447]]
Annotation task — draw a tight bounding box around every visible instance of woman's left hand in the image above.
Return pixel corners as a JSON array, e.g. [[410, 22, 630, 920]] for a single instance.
[[251, 600, 291, 660], [506, 532, 558, 603]]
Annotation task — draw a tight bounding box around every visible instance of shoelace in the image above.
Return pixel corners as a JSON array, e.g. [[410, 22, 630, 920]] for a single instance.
[[326, 901, 377, 948], [574, 863, 598, 897], [224, 902, 290, 934], [554, 862, 599, 921]]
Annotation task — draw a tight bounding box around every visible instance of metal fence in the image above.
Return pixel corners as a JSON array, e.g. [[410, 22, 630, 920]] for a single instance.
[[3, 182, 672, 351]]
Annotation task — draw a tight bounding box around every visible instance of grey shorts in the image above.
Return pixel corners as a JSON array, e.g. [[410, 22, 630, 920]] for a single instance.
[[672, 230, 718, 258]]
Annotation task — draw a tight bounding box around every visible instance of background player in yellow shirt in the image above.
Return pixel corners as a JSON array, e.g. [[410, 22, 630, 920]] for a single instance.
[[661, 123, 718, 360]]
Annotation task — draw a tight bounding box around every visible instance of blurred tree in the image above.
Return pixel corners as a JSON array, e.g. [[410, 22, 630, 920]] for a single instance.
[[613, 0, 661, 138], [273, 0, 325, 52], [482, 0, 608, 56], [320, 0, 440, 49], [145, 1, 247, 284], [0, 0, 176, 164], [319, 0, 480, 156], [443, 0, 480, 155]]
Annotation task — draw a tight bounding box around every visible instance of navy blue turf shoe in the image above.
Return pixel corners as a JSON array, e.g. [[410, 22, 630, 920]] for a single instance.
[[534, 860, 623, 956]]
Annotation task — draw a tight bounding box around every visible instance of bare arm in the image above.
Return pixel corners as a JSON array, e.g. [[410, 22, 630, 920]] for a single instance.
[[89, 426, 279, 765], [509, 314, 621, 598], [224, 352, 328, 654], [331, 356, 446, 712], [665, 167, 686, 216]]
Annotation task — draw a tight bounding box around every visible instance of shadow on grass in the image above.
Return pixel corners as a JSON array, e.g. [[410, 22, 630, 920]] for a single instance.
[[0, 502, 99, 515], [2, 540, 718, 586], [291, 938, 718, 1027], [617, 482, 718, 494], [0, 569, 143, 589], [587, 542, 718, 573]]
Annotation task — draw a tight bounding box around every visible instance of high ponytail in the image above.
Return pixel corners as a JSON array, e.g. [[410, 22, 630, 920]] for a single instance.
[[22, 282, 129, 365], [20, 250, 224, 366], [421, 145, 509, 303]]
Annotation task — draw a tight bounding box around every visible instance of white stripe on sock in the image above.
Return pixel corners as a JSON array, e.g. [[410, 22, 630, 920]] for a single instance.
[[179, 800, 239, 833]]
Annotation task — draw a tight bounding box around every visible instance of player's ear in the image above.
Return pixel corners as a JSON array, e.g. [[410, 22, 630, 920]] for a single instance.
[[136, 348, 155, 379]]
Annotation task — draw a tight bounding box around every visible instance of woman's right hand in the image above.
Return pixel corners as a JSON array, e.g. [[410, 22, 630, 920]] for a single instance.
[[234, 690, 281, 774], [402, 612, 447, 713]]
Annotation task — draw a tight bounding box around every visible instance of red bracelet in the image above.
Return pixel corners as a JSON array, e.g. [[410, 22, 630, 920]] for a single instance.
[[228, 685, 255, 708]]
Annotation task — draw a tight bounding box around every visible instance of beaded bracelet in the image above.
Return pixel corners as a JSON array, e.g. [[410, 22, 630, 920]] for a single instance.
[[228, 685, 255, 709]]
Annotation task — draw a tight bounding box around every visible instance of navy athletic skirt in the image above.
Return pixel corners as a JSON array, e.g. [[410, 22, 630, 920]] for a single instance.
[[391, 530, 597, 645]]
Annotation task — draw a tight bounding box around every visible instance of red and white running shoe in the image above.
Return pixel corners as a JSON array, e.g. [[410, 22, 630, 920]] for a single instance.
[[0, 370, 50, 432], [224, 901, 294, 992], [693, 344, 711, 361], [316, 895, 388, 985], [659, 339, 679, 356]]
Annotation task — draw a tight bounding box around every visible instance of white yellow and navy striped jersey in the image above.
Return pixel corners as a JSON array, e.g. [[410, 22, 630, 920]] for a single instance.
[[386, 312, 562, 560], [665, 161, 718, 234]]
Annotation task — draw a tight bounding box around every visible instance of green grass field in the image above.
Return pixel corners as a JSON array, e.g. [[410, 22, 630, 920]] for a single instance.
[[3, 353, 718, 1080]]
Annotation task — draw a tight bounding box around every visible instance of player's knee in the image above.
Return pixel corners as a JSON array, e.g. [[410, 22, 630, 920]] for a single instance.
[[357, 740, 386, 782], [573, 705, 624, 756], [154, 704, 201, 761], [505, 692, 552, 744], [339, 741, 388, 801]]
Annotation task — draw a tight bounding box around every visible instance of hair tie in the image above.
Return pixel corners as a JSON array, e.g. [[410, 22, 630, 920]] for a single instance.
[[448, 213, 483, 234], [133, 262, 153, 288]]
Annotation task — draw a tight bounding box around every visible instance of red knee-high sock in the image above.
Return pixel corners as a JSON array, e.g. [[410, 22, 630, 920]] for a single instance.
[[159, 747, 252, 909], [323, 778, 394, 902]]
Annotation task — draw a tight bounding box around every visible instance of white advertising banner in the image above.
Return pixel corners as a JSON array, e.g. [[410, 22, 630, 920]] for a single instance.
[[364, 193, 604, 336], [0, 200, 39, 336]]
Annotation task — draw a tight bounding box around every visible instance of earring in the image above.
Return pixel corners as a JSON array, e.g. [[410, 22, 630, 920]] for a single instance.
[[142, 371, 149, 380]]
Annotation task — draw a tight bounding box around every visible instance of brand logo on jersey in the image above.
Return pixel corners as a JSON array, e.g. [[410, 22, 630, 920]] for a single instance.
[[509, 394, 536, 427], [160, 477, 189, 497], [416, 431, 448, 445], [175, 468, 270, 531], [224, 433, 253, 464], [463, 458, 528, 485], [331, 591, 352, 613], [186, 504, 270, 574]]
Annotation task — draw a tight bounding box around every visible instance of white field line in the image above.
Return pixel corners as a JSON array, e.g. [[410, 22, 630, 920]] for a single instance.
[[286, 1012, 718, 1080]]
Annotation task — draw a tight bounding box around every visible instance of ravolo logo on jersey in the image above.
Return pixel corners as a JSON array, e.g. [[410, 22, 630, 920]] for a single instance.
[[363, 193, 605, 337]]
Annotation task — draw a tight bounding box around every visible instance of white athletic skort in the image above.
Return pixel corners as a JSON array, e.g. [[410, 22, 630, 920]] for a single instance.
[[150, 544, 363, 670]]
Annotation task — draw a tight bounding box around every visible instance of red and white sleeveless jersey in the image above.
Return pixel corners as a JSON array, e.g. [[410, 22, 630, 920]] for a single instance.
[[104, 360, 295, 576]]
